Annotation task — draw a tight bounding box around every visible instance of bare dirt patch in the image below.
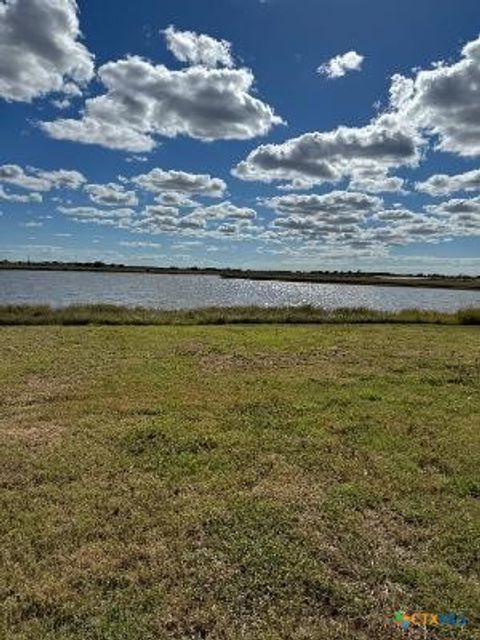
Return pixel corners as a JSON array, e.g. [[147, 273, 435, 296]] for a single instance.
[[175, 342, 351, 373], [0, 373, 77, 409], [250, 456, 324, 504], [0, 418, 64, 445]]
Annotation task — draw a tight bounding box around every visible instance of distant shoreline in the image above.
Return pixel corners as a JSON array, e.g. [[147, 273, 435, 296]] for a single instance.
[[1, 261, 479, 291]]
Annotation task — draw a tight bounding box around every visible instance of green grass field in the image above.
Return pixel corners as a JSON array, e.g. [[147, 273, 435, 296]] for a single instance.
[[1, 322, 479, 639]]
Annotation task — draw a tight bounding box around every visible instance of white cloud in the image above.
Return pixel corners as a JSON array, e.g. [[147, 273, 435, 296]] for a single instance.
[[366, 216, 449, 245], [266, 191, 382, 219], [234, 35, 480, 193], [348, 170, 407, 194], [58, 206, 134, 227], [233, 113, 421, 189], [52, 97, 72, 110], [132, 206, 204, 234], [371, 197, 480, 244], [164, 25, 234, 68], [41, 55, 283, 151], [154, 192, 199, 208], [0, 164, 86, 191], [0, 186, 42, 203], [255, 187, 480, 249], [38, 168, 86, 190], [317, 51, 364, 79], [172, 240, 202, 248], [85, 183, 138, 207], [391, 35, 480, 156], [0, 0, 94, 102], [143, 204, 179, 218], [265, 191, 381, 240], [19, 220, 43, 227], [131, 168, 226, 197], [187, 202, 257, 226], [374, 208, 416, 222], [416, 168, 480, 197], [125, 155, 149, 164], [112, 197, 260, 240], [119, 240, 162, 248], [426, 195, 480, 214]]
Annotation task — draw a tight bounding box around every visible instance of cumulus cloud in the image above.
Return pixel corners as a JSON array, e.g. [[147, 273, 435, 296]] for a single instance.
[[131, 168, 226, 197], [367, 216, 449, 245], [416, 168, 480, 197], [164, 25, 234, 68], [234, 35, 480, 193], [271, 215, 359, 241], [0, 164, 86, 191], [188, 201, 257, 224], [154, 192, 199, 208], [145, 204, 180, 216], [348, 169, 407, 194], [266, 191, 381, 219], [38, 168, 86, 190], [256, 186, 480, 249], [263, 191, 380, 241], [233, 113, 421, 189], [53, 176, 479, 251], [85, 183, 138, 207], [391, 35, 480, 156], [317, 51, 364, 79], [425, 196, 480, 235], [132, 205, 203, 234], [370, 197, 480, 245], [41, 55, 283, 151], [0, 186, 42, 203], [120, 198, 259, 239], [0, 0, 94, 102], [58, 206, 134, 227], [374, 208, 416, 222]]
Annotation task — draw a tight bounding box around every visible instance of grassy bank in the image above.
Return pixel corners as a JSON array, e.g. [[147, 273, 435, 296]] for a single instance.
[[0, 303, 479, 326], [0, 323, 479, 639]]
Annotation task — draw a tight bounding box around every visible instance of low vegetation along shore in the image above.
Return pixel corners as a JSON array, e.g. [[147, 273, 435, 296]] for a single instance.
[[1, 313, 479, 638], [0, 303, 479, 326]]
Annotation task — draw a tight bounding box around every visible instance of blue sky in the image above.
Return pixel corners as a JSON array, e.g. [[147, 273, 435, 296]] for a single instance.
[[0, 0, 479, 273]]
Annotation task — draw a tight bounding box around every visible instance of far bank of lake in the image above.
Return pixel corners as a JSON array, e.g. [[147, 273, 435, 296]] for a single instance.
[[1, 262, 479, 290]]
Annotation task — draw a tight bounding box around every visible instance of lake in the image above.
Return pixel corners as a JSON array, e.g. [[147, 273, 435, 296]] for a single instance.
[[0, 270, 479, 312]]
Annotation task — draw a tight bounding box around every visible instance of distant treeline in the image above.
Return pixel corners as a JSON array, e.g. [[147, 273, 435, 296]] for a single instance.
[[0, 259, 220, 275], [1, 260, 479, 290]]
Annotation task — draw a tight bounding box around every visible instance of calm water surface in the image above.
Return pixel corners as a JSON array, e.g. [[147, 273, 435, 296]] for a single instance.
[[0, 270, 479, 312]]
